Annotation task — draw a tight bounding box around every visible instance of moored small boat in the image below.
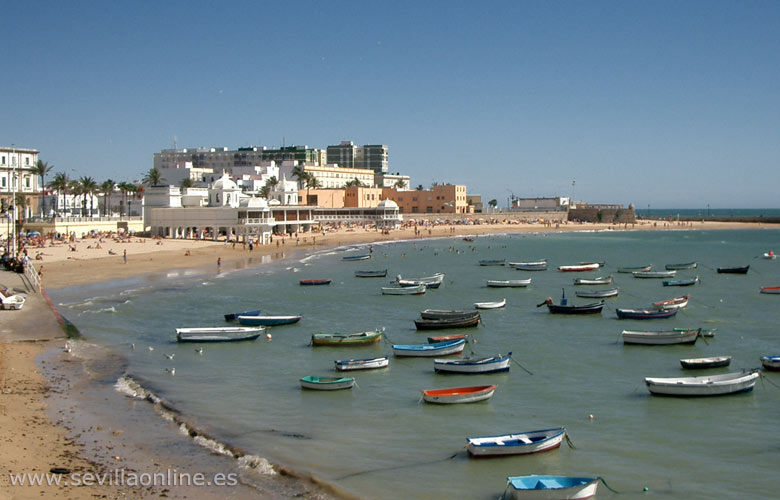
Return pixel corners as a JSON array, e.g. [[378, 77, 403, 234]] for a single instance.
[[467, 427, 566, 457], [509, 260, 547, 271], [504, 475, 599, 500], [475, 298, 507, 309], [176, 326, 265, 342], [763, 251, 776, 259], [540, 296, 604, 315], [617, 264, 652, 273], [342, 254, 371, 261], [300, 375, 355, 390], [663, 276, 699, 287], [354, 269, 387, 278], [334, 356, 389, 371], [299, 279, 332, 286], [486, 279, 531, 288], [645, 370, 760, 396], [420, 309, 481, 320], [479, 259, 506, 266], [396, 273, 445, 287], [665, 261, 698, 270], [238, 314, 303, 326], [557, 263, 599, 272], [434, 352, 511, 374], [633, 270, 676, 278], [717, 265, 749, 274], [224, 309, 260, 322], [759, 286, 780, 294], [392, 338, 466, 357], [421, 384, 497, 404], [652, 295, 689, 310], [427, 333, 469, 343], [573, 275, 612, 285], [415, 315, 480, 330], [312, 330, 383, 346], [760, 355, 780, 371], [622, 328, 699, 345], [575, 287, 619, 298], [680, 356, 731, 369], [616, 308, 678, 319], [382, 284, 426, 295]]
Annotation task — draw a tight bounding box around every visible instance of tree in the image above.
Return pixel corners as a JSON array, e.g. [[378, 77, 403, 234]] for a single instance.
[[13, 193, 28, 225], [32, 160, 54, 217], [101, 179, 116, 217], [488, 199, 498, 208], [290, 166, 308, 189], [68, 180, 83, 217], [258, 184, 271, 199], [344, 177, 364, 188], [79, 176, 98, 217], [394, 179, 407, 190], [415, 184, 424, 191], [48, 172, 70, 216], [304, 175, 322, 205], [142, 167, 166, 186], [180, 177, 194, 188], [118, 182, 137, 217], [265, 176, 279, 192]]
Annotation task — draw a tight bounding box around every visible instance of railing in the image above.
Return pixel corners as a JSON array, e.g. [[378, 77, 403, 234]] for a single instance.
[[238, 218, 275, 225], [25, 262, 40, 292]]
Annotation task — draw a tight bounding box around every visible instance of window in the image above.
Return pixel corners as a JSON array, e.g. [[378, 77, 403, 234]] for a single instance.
[[1, 156, 4, 165]]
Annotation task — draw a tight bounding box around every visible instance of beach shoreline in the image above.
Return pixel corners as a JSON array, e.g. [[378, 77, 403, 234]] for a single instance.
[[1, 218, 775, 499]]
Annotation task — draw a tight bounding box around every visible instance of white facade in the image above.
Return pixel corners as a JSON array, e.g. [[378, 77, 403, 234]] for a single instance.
[[159, 161, 215, 187], [376, 173, 411, 190], [1, 147, 40, 220]]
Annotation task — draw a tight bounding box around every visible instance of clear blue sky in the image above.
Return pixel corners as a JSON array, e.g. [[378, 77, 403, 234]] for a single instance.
[[3, 1, 779, 208]]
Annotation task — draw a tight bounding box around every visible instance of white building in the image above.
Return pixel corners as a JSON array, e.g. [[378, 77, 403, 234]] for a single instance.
[[1, 146, 40, 219]]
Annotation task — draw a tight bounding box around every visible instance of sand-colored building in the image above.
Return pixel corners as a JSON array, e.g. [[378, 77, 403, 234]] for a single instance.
[[381, 184, 470, 214]]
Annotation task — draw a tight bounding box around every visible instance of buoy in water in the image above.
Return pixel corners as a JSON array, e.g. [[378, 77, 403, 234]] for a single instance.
[[266, 333, 272, 340]]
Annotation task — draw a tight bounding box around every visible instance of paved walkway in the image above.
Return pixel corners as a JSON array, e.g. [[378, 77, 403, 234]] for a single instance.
[[0, 271, 65, 342]]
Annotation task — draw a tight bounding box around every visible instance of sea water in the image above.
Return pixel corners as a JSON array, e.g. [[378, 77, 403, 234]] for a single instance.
[[49, 229, 780, 500]]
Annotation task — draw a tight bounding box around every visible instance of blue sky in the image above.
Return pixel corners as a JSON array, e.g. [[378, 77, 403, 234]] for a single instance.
[[3, 1, 779, 208]]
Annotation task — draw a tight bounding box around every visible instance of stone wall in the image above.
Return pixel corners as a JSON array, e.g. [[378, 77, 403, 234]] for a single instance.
[[568, 206, 636, 224]]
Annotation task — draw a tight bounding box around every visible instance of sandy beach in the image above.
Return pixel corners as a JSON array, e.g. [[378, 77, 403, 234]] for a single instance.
[[0, 218, 773, 499]]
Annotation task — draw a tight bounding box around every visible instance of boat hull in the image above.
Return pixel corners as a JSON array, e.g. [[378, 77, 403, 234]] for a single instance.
[[680, 356, 732, 369], [434, 354, 511, 374], [760, 355, 780, 371], [467, 428, 565, 457], [421, 384, 496, 404], [334, 356, 389, 371], [392, 339, 466, 357], [382, 284, 426, 295], [545, 301, 604, 314], [312, 330, 383, 346], [506, 476, 599, 500], [665, 262, 698, 270], [414, 316, 480, 330], [354, 269, 387, 278], [633, 271, 676, 278], [486, 279, 531, 287], [224, 309, 260, 321], [238, 315, 303, 326], [575, 288, 619, 298], [616, 308, 678, 319], [717, 266, 749, 274], [176, 327, 265, 342], [622, 329, 699, 345], [759, 286, 780, 294], [300, 376, 355, 390], [645, 371, 760, 396], [475, 299, 507, 309], [420, 309, 481, 320], [299, 279, 332, 285]]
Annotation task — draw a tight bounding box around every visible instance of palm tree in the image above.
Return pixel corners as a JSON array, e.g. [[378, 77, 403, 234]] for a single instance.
[[68, 180, 84, 217], [344, 178, 364, 188], [101, 179, 116, 217], [118, 182, 138, 217], [394, 179, 407, 190], [79, 176, 98, 217], [290, 165, 308, 189], [142, 167, 166, 186], [13, 192, 28, 226], [265, 176, 279, 191], [31, 160, 54, 217], [415, 184, 424, 191], [48, 172, 70, 217], [304, 175, 322, 205], [258, 184, 271, 199], [180, 177, 194, 188]]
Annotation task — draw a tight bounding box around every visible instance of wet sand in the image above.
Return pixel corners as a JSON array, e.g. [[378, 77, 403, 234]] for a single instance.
[[1, 217, 772, 499]]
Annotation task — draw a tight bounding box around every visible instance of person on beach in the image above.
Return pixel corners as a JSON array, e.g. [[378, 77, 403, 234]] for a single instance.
[[123, 249, 127, 263], [217, 257, 222, 268]]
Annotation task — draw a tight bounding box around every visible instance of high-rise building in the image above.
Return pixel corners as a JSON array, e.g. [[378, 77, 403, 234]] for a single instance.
[[154, 145, 325, 174], [326, 141, 388, 174]]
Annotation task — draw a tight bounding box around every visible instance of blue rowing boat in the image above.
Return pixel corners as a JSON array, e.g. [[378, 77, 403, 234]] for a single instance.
[[504, 475, 599, 499], [616, 308, 678, 319], [238, 315, 303, 326], [224, 309, 260, 321], [392, 338, 466, 357]]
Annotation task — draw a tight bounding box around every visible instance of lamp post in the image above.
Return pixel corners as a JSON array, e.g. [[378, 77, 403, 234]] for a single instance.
[[11, 145, 17, 256]]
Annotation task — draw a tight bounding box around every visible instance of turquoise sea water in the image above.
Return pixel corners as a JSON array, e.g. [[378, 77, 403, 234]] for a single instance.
[[639, 208, 780, 219], [50, 229, 780, 500]]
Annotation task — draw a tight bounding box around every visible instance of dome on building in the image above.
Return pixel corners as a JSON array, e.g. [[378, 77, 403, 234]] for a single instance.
[[211, 173, 239, 191], [239, 197, 269, 209], [377, 199, 399, 209]]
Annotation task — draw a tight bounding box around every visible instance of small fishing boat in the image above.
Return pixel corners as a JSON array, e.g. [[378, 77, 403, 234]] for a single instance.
[[466, 427, 566, 457], [763, 251, 776, 259], [479, 259, 506, 266], [717, 265, 749, 274], [645, 370, 760, 396], [616, 308, 678, 319], [759, 286, 780, 294], [421, 384, 497, 404], [475, 298, 507, 309], [176, 326, 265, 342], [342, 254, 371, 261], [652, 295, 689, 310], [392, 338, 466, 357], [434, 352, 511, 374], [633, 270, 676, 278], [238, 314, 303, 326], [580, 260, 605, 267], [621, 328, 700, 345], [420, 309, 481, 320], [680, 356, 732, 369], [414, 315, 480, 330], [504, 475, 599, 500], [224, 309, 260, 322], [299, 376, 355, 390], [760, 355, 780, 371], [573, 275, 612, 285], [427, 333, 469, 343], [382, 284, 426, 295], [663, 276, 699, 287], [557, 263, 599, 272], [396, 273, 445, 286], [486, 279, 531, 288], [354, 269, 387, 278], [575, 287, 619, 298], [312, 330, 383, 346], [539, 295, 604, 315], [334, 356, 389, 371], [617, 264, 652, 273], [509, 260, 547, 271], [665, 261, 698, 270], [677, 327, 716, 337], [397, 278, 441, 289], [299, 279, 332, 286]]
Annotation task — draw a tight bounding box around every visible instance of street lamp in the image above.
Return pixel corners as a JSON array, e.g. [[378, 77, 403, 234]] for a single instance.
[[10, 144, 16, 256]]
